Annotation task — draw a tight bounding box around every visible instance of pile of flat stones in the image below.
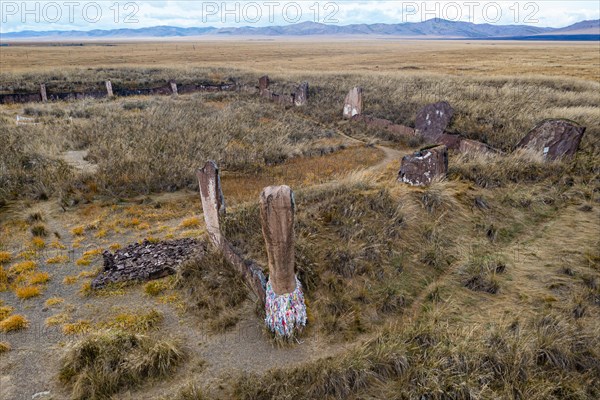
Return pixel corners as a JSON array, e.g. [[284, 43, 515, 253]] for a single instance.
[[91, 238, 205, 289]]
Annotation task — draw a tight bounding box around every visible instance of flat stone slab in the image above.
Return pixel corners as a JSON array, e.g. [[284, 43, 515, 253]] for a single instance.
[[398, 145, 448, 186], [91, 238, 204, 289], [517, 119, 585, 160], [459, 139, 498, 154], [415, 101, 454, 141]]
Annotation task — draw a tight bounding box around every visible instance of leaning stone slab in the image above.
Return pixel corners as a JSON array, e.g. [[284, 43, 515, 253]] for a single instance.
[[459, 139, 498, 154], [259, 75, 270, 93], [343, 87, 363, 119], [260, 185, 307, 336], [517, 119, 585, 160], [294, 82, 309, 106], [437, 133, 462, 150], [415, 101, 454, 140], [398, 145, 448, 186], [197, 161, 226, 247]]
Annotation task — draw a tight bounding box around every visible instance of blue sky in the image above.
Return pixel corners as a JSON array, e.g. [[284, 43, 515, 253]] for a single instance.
[[1, 1, 599, 33]]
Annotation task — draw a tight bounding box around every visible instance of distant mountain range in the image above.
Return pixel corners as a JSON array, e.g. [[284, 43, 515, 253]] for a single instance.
[[2, 18, 599, 40]]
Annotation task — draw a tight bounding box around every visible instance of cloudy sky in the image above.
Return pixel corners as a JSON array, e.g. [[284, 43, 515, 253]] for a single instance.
[[1, 1, 598, 33]]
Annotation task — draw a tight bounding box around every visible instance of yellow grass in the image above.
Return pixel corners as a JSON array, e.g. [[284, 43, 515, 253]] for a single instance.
[[71, 226, 85, 236], [15, 285, 42, 299], [109, 243, 121, 251], [63, 320, 91, 335], [1, 41, 597, 81], [83, 249, 102, 258], [99, 309, 163, 332], [45, 297, 64, 307], [50, 240, 66, 249], [31, 237, 45, 249], [9, 261, 37, 275], [0, 341, 10, 353], [0, 251, 11, 264], [0, 314, 29, 332], [0, 267, 7, 291], [28, 271, 50, 285], [75, 257, 92, 266], [46, 254, 69, 264], [180, 217, 201, 229], [0, 305, 14, 320], [45, 312, 70, 326], [63, 275, 78, 285]]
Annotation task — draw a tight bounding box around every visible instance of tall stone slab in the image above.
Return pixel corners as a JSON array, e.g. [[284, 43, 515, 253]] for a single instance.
[[196, 161, 226, 247], [260, 186, 296, 295], [517, 119, 585, 160], [343, 87, 363, 119], [260, 185, 307, 337], [105, 81, 113, 97], [294, 82, 309, 106], [170, 81, 178, 96], [259, 75, 270, 92], [415, 101, 454, 141], [40, 84, 48, 102], [398, 145, 448, 186]]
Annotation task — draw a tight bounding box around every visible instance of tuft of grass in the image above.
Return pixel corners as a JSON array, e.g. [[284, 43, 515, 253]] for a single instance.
[[71, 226, 85, 236], [46, 254, 70, 264], [180, 217, 201, 229], [0, 251, 12, 264], [79, 281, 93, 296], [63, 275, 78, 285], [143, 279, 170, 296], [462, 255, 507, 294], [31, 236, 45, 249], [0, 341, 10, 354], [176, 250, 248, 333], [100, 309, 163, 333], [62, 320, 91, 335], [15, 285, 42, 299], [30, 223, 48, 237], [0, 305, 14, 320], [59, 330, 185, 400], [0, 314, 29, 332], [109, 243, 122, 251], [0, 267, 7, 291], [46, 312, 71, 327], [75, 257, 92, 266], [9, 260, 37, 275], [45, 297, 64, 307], [28, 271, 50, 285], [83, 248, 102, 258]]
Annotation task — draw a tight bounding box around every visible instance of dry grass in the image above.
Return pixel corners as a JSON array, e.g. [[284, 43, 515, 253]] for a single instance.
[[99, 309, 163, 333], [44, 297, 64, 307], [9, 261, 37, 275], [45, 312, 70, 327], [62, 320, 91, 335], [0, 251, 11, 264], [0, 341, 10, 354], [31, 236, 45, 249], [15, 285, 42, 299], [0, 305, 14, 320], [180, 217, 201, 229], [144, 279, 170, 297], [0, 314, 29, 332], [28, 271, 50, 285], [63, 275, 78, 285], [46, 254, 69, 264], [59, 330, 185, 400]]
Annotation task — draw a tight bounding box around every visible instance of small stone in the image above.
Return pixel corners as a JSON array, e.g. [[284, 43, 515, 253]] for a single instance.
[[398, 145, 448, 186]]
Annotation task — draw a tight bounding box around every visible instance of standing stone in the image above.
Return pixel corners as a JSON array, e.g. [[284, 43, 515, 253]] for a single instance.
[[259, 75, 270, 92], [398, 145, 448, 186], [343, 87, 363, 119], [517, 119, 586, 160], [170, 81, 178, 96], [196, 161, 226, 247], [105, 81, 113, 97], [294, 82, 309, 106], [40, 84, 47, 102], [260, 186, 296, 295], [260, 185, 307, 337], [415, 101, 454, 141]]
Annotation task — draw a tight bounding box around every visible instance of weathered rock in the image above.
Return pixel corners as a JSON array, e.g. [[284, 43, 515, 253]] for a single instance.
[[398, 145, 448, 186], [92, 238, 204, 289], [415, 101, 454, 140], [294, 82, 309, 106], [260, 186, 296, 295], [459, 139, 497, 154], [517, 119, 586, 160], [170, 81, 178, 95], [259, 75, 270, 92], [274, 93, 294, 106], [197, 161, 226, 247], [437, 133, 462, 150], [40, 84, 48, 102], [343, 87, 363, 119], [105, 81, 113, 97]]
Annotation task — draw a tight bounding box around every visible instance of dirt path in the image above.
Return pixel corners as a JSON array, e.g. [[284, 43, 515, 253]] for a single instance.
[[59, 150, 98, 174]]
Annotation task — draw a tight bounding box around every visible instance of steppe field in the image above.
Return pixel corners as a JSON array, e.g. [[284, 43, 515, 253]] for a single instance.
[[0, 40, 599, 399]]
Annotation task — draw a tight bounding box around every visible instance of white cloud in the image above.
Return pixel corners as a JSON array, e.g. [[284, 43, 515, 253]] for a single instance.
[[0, 1, 598, 33]]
